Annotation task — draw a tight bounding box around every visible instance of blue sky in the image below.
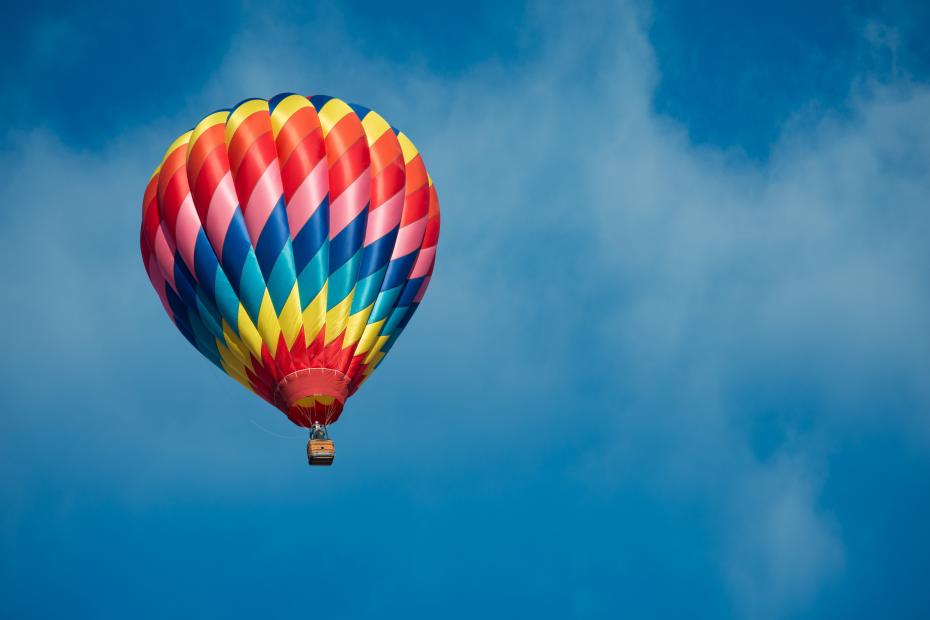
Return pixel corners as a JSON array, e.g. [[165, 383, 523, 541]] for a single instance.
[[2, 1, 930, 618]]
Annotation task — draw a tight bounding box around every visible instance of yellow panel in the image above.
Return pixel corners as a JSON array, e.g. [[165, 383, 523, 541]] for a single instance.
[[236, 305, 264, 359], [217, 342, 255, 393], [316, 97, 352, 135], [216, 337, 239, 370], [225, 99, 269, 144], [302, 282, 328, 345], [354, 318, 386, 356], [343, 304, 374, 348], [360, 110, 391, 146], [278, 284, 303, 348], [163, 131, 192, 162], [189, 111, 230, 148], [364, 335, 390, 364], [257, 290, 282, 356], [219, 319, 252, 369], [365, 352, 384, 373], [227, 367, 257, 394], [397, 132, 419, 164], [270, 94, 313, 138], [324, 291, 354, 345]]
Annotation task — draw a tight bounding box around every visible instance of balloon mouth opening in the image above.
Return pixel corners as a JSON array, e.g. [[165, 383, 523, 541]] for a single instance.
[[273, 368, 349, 425]]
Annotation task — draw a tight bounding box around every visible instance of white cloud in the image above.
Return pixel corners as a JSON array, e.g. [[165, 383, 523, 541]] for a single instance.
[[725, 455, 844, 618], [2, 2, 929, 614]]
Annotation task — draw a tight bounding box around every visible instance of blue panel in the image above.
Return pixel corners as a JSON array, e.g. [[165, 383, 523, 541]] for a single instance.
[[297, 243, 329, 309], [396, 301, 420, 330], [357, 227, 398, 279], [326, 250, 361, 308], [397, 276, 424, 308], [213, 271, 241, 335], [368, 285, 403, 323], [172, 258, 199, 308], [194, 293, 223, 339], [381, 304, 407, 336], [187, 309, 222, 367], [266, 248, 298, 313], [292, 198, 329, 272], [192, 231, 219, 294], [348, 103, 371, 119], [308, 95, 334, 110], [350, 265, 387, 312], [221, 211, 252, 289], [329, 209, 367, 271], [254, 199, 291, 280], [166, 287, 191, 333], [237, 251, 266, 320], [382, 252, 417, 290]]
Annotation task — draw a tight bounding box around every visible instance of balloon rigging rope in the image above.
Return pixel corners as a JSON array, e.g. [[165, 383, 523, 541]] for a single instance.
[[248, 418, 305, 440]]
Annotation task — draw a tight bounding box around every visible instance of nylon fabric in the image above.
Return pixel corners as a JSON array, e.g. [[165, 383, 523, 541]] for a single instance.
[[140, 94, 440, 427]]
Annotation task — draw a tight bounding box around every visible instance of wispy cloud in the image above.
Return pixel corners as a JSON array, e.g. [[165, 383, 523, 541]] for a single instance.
[[2, 3, 929, 617]]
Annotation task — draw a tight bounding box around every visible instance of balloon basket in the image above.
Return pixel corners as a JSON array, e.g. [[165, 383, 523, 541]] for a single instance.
[[308, 438, 335, 466]]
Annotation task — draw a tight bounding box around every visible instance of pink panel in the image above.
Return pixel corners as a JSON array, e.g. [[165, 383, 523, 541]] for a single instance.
[[285, 158, 329, 237], [174, 195, 201, 275], [328, 170, 370, 239], [391, 216, 427, 258], [205, 172, 239, 257], [363, 189, 404, 246], [412, 275, 431, 303], [408, 245, 436, 279], [153, 224, 177, 288], [243, 160, 283, 246]]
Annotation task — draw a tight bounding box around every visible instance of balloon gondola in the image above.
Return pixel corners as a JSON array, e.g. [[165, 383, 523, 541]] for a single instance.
[[307, 423, 335, 466], [140, 94, 440, 466]]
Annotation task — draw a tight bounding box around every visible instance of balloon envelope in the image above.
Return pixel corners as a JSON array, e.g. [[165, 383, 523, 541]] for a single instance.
[[140, 94, 440, 427]]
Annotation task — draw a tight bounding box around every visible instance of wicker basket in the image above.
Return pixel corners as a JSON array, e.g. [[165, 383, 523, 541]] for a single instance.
[[307, 439, 335, 466]]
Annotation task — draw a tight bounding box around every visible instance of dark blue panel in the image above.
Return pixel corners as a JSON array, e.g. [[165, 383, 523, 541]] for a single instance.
[[292, 198, 329, 271], [396, 301, 420, 330], [328, 209, 367, 271], [397, 276, 424, 308], [165, 286, 191, 334], [192, 231, 219, 289], [382, 251, 417, 290], [348, 103, 370, 119], [309, 95, 333, 110], [172, 257, 199, 308], [254, 198, 291, 279], [358, 227, 398, 279], [221, 210, 251, 290]]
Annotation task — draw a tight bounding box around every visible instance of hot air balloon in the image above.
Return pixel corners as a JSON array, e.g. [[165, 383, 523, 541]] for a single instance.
[[140, 94, 440, 466]]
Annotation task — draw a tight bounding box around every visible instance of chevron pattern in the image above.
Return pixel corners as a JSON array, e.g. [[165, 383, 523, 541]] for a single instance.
[[140, 94, 440, 427]]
